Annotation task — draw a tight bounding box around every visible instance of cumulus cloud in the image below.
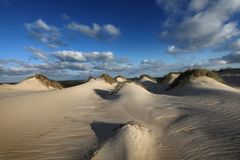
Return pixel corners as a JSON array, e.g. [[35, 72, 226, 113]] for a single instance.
[[54, 50, 86, 62], [189, 0, 208, 11], [93, 62, 132, 72], [228, 39, 240, 51], [25, 46, 48, 60], [84, 51, 114, 62], [25, 19, 64, 48], [67, 22, 120, 39], [166, 45, 188, 54], [216, 52, 240, 64], [158, 0, 240, 53], [102, 24, 121, 37], [1, 51, 239, 82], [53, 50, 114, 62], [188, 52, 240, 69], [0, 49, 133, 82]]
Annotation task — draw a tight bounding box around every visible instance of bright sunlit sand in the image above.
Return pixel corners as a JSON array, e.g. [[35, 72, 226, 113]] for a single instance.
[[1, 70, 240, 160]]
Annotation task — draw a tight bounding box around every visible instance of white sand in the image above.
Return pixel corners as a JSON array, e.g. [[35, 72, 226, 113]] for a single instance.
[[115, 77, 127, 82], [91, 122, 156, 160], [1, 76, 240, 160], [139, 76, 157, 83]]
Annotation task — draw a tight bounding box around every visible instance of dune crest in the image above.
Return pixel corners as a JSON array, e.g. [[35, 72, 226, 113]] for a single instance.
[[139, 75, 157, 83]]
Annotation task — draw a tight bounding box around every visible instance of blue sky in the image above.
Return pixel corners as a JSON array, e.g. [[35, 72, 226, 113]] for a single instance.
[[0, 0, 240, 82]]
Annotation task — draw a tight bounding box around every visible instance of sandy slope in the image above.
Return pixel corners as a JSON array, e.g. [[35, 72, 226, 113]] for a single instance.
[[0, 77, 59, 99], [139, 76, 156, 83], [0, 76, 240, 160], [91, 122, 156, 160], [169, 76, 240, 95], [115, 77, 127, 82], [5, 77, 55, 90]]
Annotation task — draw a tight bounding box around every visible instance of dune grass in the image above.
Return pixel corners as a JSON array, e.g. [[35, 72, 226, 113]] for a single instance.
[[26, 74, 63, 89], [161, 72, 181, 83], [169, 69, 223, 89], [99, 73, 117, 84]]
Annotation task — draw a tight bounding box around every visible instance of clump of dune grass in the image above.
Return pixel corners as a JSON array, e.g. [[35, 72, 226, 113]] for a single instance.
[[26, 74, 63, 89], [99, 73, 116, 84], [169, 69, 224, 89]]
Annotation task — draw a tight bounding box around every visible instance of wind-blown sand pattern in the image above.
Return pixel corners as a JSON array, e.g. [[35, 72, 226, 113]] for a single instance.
[[1, 73, 240, 160]]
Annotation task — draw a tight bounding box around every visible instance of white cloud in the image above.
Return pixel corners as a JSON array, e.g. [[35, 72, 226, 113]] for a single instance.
[[158, 0, 240, 53], [54, 50, 86, 62], [189, 0, 208, 11], [54, 50, 115, 62], [229, 39, 240, 51], [25, 46, 48, 60], [25, 19, 64, 48], [103, 24, 121, 36], [67, 22, 101, 38], [84, 51, 114, 61], [67, 22, 121, 39], [167, 45, 187, 54]]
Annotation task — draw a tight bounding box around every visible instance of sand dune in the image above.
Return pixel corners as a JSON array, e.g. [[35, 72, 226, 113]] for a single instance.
[[91, 122, 156, 160], [169, 76, 240, 95], [0, 75, 63, 99], [1, 71, 240, 160]]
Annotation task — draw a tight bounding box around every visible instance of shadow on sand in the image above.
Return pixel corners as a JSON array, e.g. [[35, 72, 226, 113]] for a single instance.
[[90, 121, 124, 144], [140, 81, 166, 94], [94, 89, 121, 100], [80, 121, 124, 159]]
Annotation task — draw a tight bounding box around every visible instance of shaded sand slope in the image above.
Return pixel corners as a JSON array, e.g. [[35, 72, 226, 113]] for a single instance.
[[1, 74, 240, 160], [138, 73, 180, 94], [138, 76, 165, 94]]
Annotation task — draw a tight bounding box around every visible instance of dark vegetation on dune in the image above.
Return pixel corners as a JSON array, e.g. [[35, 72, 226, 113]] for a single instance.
[[161, 72, 181, 83], [169, 69, 224, 89], [26, 74, 63, 89], [99, 73, 116, 84], [58, 80, 86, 88]]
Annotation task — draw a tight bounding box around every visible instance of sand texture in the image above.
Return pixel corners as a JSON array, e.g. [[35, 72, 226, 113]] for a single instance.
[[1, 76, 240, 160]]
